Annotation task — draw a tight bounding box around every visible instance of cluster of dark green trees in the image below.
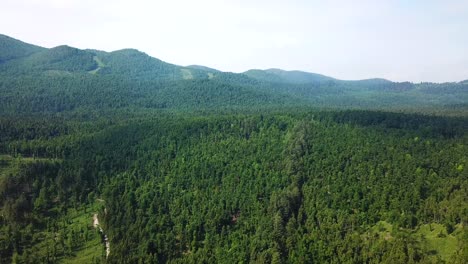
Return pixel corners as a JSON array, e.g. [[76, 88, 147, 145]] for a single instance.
[[1, 111, 466, 263]]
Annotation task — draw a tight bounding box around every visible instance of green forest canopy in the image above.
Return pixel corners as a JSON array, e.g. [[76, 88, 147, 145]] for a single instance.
[[0, 34, 467, 263]]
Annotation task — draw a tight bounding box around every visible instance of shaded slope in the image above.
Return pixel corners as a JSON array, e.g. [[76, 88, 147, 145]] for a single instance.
[[0, 45, 97, 74], [0, 34, 45, 63]]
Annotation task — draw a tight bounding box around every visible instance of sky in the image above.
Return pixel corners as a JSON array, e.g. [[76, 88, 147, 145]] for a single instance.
[[1, 0, 468, 82]]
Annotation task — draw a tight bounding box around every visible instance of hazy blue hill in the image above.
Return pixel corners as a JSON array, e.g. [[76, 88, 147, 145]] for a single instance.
[[243, 69, 285, 83], [97, 48, 178, 77], [416, 81, 468, 94], [96, 49, 213, 81], [0, 34, 45, 63], [339, 79, 414, 92], [244, 68, 336, 84], [346, 78, 392, 85], [245, 69, 398, 89], [26, 45, 97, 72], [0, 39, 291, 113], [0, 34, 466, 115], [266, 68, 337, 83], [361, 78, 391, 83], [0, 45, 97, 73], [186, 65, 220, 72]]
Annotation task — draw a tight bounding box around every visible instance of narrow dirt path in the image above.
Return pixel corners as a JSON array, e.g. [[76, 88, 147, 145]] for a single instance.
[[93, 213, 110, 258]]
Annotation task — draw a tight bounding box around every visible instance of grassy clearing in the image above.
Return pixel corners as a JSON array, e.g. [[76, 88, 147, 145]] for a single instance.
[[1, 154, 104, 262], [58, 202, 105, 263], [62, 237, 103, 264], [364, 220, 394, 241], [416, 223, 462, 262], [181, 68, 193, 80], [367, 221, 464, 262], [24, 202, 105, 263], [94, 56, 106, 68], [89, 56, 106, 74]]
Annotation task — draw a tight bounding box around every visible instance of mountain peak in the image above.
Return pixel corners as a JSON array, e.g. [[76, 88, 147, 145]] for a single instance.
[[186, 65, 220, 72], [244, 68, 335, 84], [111, 48, 148, 56]]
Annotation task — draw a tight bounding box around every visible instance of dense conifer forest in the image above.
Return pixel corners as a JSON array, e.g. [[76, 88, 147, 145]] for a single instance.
[[0, 34, 467, 263]]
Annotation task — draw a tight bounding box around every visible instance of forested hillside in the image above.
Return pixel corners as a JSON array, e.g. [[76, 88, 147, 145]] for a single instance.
[[0, 34, 45, 62], [0, 34, 467, 263], [0, 34, 467, 115]]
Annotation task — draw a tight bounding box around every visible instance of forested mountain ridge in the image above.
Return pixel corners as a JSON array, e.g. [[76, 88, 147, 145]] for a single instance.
[[0, 34, 467, 115], [243, 68, 337, 84], [4, 45, 98, 73], [0, 34, 45, 62]]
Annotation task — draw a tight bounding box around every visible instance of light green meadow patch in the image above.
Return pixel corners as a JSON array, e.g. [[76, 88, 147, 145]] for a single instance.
[[181, 68, 193, 79], [89, 56, 106, 74], [416, 223, 461, 262]]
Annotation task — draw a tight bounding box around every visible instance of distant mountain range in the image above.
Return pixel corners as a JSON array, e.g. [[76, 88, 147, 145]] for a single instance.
[[0, 33, 467, 115]]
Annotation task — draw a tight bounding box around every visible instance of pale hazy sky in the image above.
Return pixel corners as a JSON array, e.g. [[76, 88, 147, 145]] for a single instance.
[[1, 0, 467, 82]]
